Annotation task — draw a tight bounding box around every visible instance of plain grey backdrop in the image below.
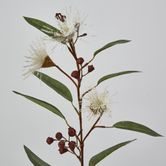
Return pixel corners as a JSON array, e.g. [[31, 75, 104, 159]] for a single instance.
[[1, 0, 166, 165]]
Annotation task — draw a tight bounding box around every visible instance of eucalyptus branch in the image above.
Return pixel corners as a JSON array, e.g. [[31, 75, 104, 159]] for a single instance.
[[17, 10, 162, 166]]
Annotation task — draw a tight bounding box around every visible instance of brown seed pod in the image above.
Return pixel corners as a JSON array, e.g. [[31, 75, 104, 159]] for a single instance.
[[71, 70, 80, 79], [68, 127, 76, 137], [77, 57, 84, 65], [55, 132, 63, 140], [46, 137, 54, 145], [88, 65, 95, 72]]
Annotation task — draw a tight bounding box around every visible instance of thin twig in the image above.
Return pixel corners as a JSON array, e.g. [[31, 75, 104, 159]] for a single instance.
[[55, 64, 77, 87], [71, 102, 79, 116], [81, 56, 95, 70], [81, 85, 97, 98], [83, 112, 103, 142]]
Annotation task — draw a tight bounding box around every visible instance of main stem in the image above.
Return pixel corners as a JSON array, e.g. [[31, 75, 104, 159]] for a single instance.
[[69, 40, 84, 166]]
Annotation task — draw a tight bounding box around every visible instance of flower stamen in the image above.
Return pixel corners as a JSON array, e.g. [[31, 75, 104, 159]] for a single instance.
[[55, 13, 66, 22]]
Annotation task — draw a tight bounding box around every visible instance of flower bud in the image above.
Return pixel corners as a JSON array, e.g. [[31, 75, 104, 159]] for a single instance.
[[68, 141, 76, 151], [77, 57, 84, 65], [71, 70, 80, 79], [46, 137, 54, 145], [55, 132, 63, 140], [58, 140, 65, 148], [68, 127, 76, 137], [88, 65, 95, 73], [59, 147, 68, 154]]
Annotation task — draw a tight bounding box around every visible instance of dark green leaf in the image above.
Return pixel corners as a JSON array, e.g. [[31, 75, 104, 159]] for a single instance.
[[24, 16, 60, 37], [13, 91, 66, 120], [24, 145, 51, 166], [113, 121, 162, 137], [89, 139, 136, 166], [94, 40, 130, 57], [34, 71, 73, 102], [97, 70, 140, 85]]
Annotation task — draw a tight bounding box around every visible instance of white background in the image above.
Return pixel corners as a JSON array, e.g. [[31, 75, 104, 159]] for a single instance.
[[0, 0, 166, 165]]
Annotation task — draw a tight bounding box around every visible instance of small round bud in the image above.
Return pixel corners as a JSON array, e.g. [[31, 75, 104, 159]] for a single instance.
[[68, 141, 76, 151], [88, 65, 95, 72], [71, 70, 80, 79], [59, 147, 68, 154], [55, 132, 63, 140], [77, 57, 84, 65], [58, 140, 65, 148], [46, 137, 54, 145], [68, 127, 76, 137]]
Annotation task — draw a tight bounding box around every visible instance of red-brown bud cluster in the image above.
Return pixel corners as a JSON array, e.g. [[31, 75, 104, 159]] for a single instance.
[[46, 127, 78, 155]]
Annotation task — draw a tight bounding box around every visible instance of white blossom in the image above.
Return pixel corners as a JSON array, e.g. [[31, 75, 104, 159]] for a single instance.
[[52, 10, 83, 44], [23, 42, 54, 77], [84, 89, 111, 117]]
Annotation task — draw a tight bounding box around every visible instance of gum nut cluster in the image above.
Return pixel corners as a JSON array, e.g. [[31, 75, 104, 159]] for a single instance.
[[46, 127, 77, 154]]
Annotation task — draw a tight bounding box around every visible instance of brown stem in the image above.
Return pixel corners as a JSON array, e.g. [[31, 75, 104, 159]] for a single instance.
[[83, 112, 103, 142], [68, 40, 84, 166]]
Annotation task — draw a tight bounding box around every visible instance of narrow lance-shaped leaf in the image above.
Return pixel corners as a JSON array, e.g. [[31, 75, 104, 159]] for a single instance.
[[34, 71, 73, 102], [24, 16, 60, 37], [113, 121, 162, 137], [97, 70, 140, 85], [13, 91, 66, 121], [89, 139, 136, 166], [24, 145, 51, 166], [94, 40, 130, 57]]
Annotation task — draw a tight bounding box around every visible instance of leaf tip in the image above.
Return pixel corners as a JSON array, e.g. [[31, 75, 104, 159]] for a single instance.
[[23, 16, 29, 21], [13, 90, 19, 95], [125, 39, 131, 42]]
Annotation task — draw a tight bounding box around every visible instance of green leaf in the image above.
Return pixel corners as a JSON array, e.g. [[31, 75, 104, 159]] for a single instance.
[[113, 121, 162, 137], [94, 40, 130, 57], [89, 139, 136, 166], [13, 91, 66, 120], [24, 16, 60, 37], [34, 71, 73, 102], [24, 145, 51, 166], [97, 70, 140, 85]]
